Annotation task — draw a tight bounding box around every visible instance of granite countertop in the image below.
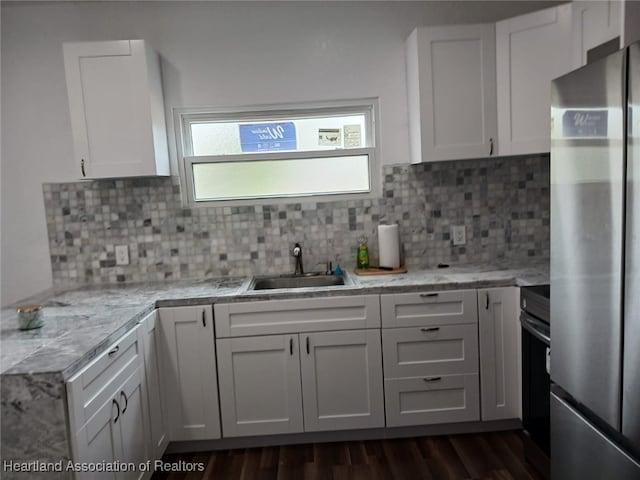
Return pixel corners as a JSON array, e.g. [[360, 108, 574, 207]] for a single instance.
[[0, 260, 548, 380]]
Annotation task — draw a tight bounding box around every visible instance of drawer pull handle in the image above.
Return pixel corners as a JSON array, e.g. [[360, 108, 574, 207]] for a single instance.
[[306, 336, 310, 355], [202, 309, 206, 327], [81, 158, 86, 177], [108, 346, 119, 356], [423, 377, 442, 383], [289, 338, 293, 356], [420, 327, 440, 333], [419, 293, 439, 298], [485, 292, 490, 310], [120, 391, 128, 414], [112, 399, 120, 423]]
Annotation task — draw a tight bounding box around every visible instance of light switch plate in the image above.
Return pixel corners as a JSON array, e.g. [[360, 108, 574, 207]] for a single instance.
[[451, 225, 466, 245], [115, 245, 130, 265]]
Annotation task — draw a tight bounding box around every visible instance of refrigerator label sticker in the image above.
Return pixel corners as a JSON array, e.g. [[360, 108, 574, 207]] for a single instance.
[[563, 110, 608, 138]]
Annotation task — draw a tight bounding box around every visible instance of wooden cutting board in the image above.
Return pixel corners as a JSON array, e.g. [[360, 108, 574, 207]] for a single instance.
[[354, 266, 408, 276]]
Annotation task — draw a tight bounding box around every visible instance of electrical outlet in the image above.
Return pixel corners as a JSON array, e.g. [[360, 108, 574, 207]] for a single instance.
[[451, 225, 466, 246], [115, 245, 130, 265]]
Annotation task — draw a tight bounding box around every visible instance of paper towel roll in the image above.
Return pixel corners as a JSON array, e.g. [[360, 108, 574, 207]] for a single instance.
[[378, 224, 400, 269]]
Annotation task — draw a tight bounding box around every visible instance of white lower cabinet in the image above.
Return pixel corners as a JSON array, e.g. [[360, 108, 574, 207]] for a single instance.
[[159, 306, 221, 441], [478, 287, 521, 421], [216, 334, 304, 437], [381, 291, 480, 427], [215, 295, 384, 438], [216, 329, 384, 437], [300, 329, 385, 432], [69, 326, 150, 480], [384, 374, 480, 427], [113, 365, 149, 480], [139, 310, 168, 460]]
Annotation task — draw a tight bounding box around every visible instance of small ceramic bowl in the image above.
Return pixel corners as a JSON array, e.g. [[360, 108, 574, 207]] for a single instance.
[[17, 305, 44, 330]]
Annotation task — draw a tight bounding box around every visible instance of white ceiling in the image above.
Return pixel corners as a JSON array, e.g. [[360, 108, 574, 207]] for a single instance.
[[2, 0, 571, 25]]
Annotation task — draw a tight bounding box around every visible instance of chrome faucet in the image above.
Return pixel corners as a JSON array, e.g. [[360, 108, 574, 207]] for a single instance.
[[293, 243, 304, 275], [317, 261, 333, 276]]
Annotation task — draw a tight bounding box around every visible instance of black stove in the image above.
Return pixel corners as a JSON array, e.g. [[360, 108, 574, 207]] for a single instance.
[[520, 284, 551, 478]]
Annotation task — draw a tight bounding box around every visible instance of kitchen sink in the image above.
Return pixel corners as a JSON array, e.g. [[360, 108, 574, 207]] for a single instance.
[[250, 273, 347, 290]]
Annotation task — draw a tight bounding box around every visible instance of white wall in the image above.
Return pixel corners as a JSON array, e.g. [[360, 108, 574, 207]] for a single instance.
[[0, 1, 558, 305]]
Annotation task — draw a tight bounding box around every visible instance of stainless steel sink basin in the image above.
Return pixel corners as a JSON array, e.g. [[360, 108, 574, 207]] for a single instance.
[[250, 273, 346, 290]]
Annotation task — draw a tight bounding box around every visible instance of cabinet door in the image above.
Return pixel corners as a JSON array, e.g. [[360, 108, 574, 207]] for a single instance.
[[407, 24, 497, 163], [216, 334, 303, 437], [572, 1, 621, 69], [300, 329, 384, 432], [67, 325, 143, 436], [478, 287, 521, 421], [63, 40, 169, 179], [215, 294, 380, 338], [385, 374, 480, 427], [382, 324, 479, 378], [159, 306, 221, 441], [73, 395, 120, 480], [381, 290, 478, 328], [140, 311, 168, 461], [496, 5, 573, 155], [114, 364, 149, 480]]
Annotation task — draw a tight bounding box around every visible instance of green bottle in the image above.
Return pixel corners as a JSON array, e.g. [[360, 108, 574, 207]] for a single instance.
[[357, 236, 369, 269]]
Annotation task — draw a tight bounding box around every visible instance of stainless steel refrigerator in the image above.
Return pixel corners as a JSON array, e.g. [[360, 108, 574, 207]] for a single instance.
[[550, 42, 640, 478]]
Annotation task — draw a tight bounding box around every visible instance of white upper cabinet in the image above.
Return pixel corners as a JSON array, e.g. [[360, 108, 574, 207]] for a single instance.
[[406, 24, 497, 163], [63, 40, 169, 179], [496, 4, 573, 156], [571, 1, 622, 69]]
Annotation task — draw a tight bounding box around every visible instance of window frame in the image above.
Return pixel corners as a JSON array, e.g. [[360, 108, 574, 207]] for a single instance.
[[174, 98, 381, 207]]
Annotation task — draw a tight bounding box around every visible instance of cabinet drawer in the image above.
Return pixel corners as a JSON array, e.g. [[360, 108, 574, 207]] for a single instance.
[[382, 324, 478, 378], [381, 290, 477, 328], [384, 374, 480, 427], [215, 295, 380, 337], [67, 325, 143, 434]]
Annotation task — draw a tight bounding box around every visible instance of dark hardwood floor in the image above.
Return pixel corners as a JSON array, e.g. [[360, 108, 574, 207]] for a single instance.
[[151, 430, 546, 480]]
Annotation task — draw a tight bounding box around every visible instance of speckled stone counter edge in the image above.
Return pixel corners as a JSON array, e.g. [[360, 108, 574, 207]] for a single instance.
[[3, 263, 548, 380]]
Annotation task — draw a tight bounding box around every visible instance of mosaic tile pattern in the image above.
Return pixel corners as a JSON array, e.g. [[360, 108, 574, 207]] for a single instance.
[[43, 154, 550, 287]]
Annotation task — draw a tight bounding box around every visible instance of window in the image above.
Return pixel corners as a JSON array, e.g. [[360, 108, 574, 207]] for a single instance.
[[175, 99, 379, 205]]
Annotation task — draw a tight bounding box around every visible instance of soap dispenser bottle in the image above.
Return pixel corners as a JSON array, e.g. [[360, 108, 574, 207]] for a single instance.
[[356, 236, 370, 270], [334, 254, 344, 276]]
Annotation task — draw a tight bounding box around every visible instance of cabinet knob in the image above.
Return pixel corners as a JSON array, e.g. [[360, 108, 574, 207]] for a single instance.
[[80, 158, 86, 177]]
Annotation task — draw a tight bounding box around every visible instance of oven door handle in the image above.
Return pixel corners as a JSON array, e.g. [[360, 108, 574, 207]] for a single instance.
[[520, 313, 551, 346]]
